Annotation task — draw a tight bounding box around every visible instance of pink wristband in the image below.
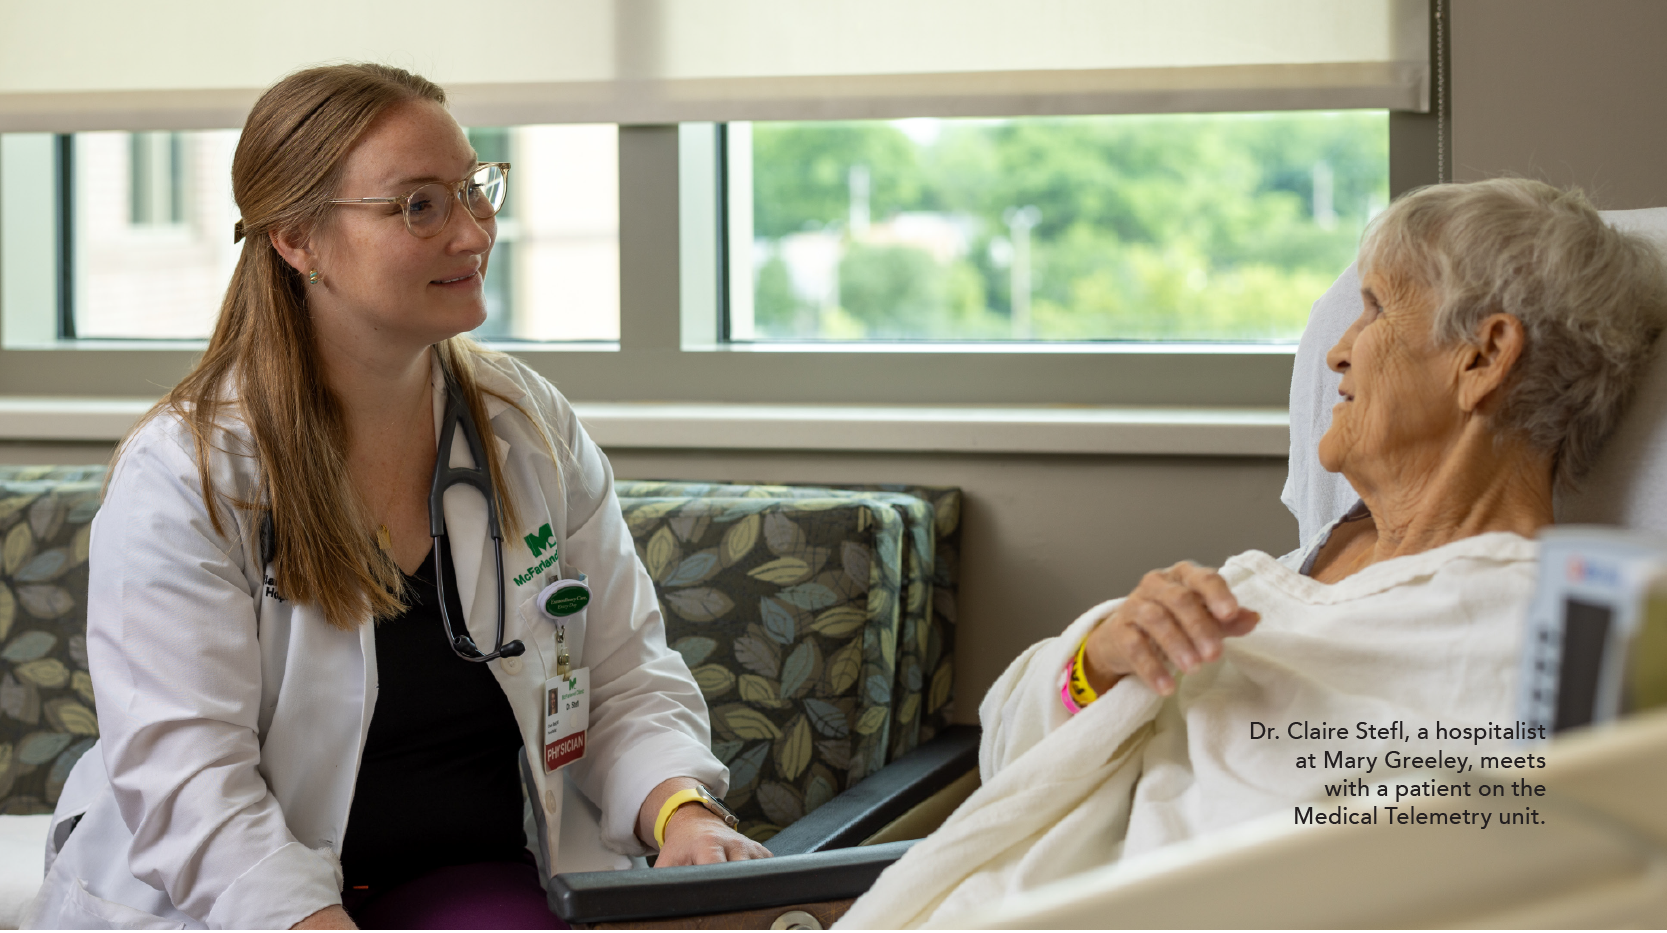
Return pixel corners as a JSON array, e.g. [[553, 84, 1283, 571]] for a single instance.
[[1060, 656, 1084, 715]]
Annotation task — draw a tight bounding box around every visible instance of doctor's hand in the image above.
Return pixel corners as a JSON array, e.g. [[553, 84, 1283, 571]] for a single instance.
[[638, 777, 773, 866], [657, 805, 774, 866], [1081, 561, 1259, 698], [291, 905, 357, 929]]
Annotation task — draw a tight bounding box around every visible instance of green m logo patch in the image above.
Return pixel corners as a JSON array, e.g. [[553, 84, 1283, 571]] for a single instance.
[[524, 523, 556, 557]]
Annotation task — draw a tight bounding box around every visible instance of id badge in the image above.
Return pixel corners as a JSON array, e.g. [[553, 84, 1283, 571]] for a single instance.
[[543, 668, 590, 772]]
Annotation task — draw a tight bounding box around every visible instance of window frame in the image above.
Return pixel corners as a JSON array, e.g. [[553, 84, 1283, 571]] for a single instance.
[[0, 112, 1439, 408]]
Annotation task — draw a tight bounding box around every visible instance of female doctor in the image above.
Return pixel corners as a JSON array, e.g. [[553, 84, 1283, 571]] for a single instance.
[[25, 64, 768, 931]]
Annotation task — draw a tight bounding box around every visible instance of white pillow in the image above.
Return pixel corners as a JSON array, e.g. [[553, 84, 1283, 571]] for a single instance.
[[1283, 208, 1667, 545], [1281, 262, 1359, 545], [1558, 210, 1667, 531]]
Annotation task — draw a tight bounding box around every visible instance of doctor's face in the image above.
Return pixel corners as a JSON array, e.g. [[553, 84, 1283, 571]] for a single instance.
[[1318, 267, 1468, 488], [304, 100, 494, 351]]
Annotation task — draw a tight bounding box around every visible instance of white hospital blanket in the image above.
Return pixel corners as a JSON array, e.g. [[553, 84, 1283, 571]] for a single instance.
[[839, 532, 1535, 929]]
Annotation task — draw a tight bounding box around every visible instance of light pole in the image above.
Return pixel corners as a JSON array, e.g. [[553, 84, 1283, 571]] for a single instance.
[[848, 164, 871, 237], [1004, 205, 1041, 339]]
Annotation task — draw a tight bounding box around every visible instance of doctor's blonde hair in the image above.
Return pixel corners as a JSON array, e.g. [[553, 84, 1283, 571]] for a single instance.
[[126, 64, 537, 629]]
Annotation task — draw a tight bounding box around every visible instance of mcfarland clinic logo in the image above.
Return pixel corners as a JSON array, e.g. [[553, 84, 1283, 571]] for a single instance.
[[515, 523, 560, 587]]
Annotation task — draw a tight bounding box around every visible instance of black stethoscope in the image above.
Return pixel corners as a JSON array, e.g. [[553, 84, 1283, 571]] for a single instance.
[[429, 372, 525, 663], [259, 370, 563, 662]]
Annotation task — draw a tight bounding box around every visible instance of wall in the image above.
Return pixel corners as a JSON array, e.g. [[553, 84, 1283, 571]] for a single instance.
[[0, 441, 113, 466], [1452, 0, 1667, 209]]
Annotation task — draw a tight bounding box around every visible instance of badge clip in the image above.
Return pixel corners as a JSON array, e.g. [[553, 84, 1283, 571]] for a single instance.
[[537, 572, 590, 620], [537, 572, 587, 676]]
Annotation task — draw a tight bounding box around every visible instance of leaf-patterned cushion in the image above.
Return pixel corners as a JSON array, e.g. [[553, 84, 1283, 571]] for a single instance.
[[615, 482, 963, 763], [616, 494, 904, 841], [615, 484, 961, 842], [0, 467, 105, 815], [831, 484, 961, 747]]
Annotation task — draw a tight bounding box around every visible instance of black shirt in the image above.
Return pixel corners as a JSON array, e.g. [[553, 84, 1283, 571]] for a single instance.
[[339, 541, 528, 889]]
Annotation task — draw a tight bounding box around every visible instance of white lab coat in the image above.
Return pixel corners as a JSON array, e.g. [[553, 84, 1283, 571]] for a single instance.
[[24, 354, 726, 930]]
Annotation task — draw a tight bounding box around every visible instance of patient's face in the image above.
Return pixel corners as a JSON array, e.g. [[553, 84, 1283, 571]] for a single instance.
[[1318, 269, 1470, 487]]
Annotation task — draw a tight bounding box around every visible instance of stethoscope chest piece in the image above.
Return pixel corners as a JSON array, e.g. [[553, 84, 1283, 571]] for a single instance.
[[538, 575, 591, 620]]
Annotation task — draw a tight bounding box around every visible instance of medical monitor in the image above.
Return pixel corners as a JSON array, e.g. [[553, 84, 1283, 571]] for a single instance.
[[1518, 526, 1667, 734]]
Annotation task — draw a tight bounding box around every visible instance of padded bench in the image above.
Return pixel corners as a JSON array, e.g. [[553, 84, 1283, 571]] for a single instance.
[[0, 468, 969, 928]]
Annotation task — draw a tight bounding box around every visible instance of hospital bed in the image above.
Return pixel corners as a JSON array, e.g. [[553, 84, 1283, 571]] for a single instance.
[[964, 707, 1667, 928]]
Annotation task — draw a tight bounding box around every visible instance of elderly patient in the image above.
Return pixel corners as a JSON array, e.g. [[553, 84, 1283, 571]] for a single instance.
[[839, 179, 1667, 928]]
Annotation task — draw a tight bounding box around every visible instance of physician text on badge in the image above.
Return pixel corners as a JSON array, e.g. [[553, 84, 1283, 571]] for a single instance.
[[546, 730, 586, 770]]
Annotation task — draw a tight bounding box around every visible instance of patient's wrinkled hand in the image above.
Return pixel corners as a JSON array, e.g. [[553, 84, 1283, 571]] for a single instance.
[[1081, 561, 1259, 697]]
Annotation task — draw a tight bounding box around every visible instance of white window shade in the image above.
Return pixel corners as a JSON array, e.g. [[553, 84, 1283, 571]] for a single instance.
[[0, 0, 1428, 132]]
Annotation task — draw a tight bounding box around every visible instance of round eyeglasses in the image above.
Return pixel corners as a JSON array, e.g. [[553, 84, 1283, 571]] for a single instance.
[[328, 162, 510, 238]]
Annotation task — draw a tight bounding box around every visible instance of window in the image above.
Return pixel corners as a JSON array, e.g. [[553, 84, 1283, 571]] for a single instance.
[[72, 130, 239, 339], [1, 119, 1389, 407], [465, 125, 620, 343], [41, 125, 621, 342], [0, 0, 1437, 406], [728, 112, 1388, 343]]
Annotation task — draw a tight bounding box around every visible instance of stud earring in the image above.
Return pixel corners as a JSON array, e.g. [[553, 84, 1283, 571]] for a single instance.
[[307, 270, 320, 285]]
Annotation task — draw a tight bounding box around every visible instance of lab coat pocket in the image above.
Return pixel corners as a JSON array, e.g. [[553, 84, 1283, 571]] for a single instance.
[[62, 878, 186, 930], [517, 591, 554, 668]]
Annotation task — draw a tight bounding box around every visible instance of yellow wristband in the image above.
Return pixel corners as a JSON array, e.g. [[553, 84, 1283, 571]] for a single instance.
[[1068, 636, 1100, 706], [654, 788, 706, 848]]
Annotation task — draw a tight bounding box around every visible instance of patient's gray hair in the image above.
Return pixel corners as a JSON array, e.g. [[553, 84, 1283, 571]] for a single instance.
[[1360, 178, 1667, 487]]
